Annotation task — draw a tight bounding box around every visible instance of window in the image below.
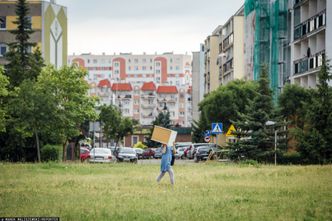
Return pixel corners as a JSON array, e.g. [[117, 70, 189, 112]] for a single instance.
[[132, 136, 139, 146], [114, 62, 119, 67], [156, 70, 161, 74], [175, 66, 180, 70], [134, 58, 138, 63], [93, 59, 97, 64], [142, 66, 146, 70], [134, 66, 139, 71], [0, 44, 7, 57], [143, 58, 147, 63], [155, 62, 161, 67], [114, 70, 120, 75], [0, 17, 6, 29]]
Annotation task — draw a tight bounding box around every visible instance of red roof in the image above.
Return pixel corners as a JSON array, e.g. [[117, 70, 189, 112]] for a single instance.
[[97, 79, 111, 88], [112, 83, 133, 91], [157, 85, 178, 94], [141, 82, 156, 91]]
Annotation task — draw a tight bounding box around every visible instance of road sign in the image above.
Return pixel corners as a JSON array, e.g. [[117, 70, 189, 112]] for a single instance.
[[204, 136, 211, 143], [226, 124, 236, 137], [211, 123, 223, 135], [204, 130, 211, 137]]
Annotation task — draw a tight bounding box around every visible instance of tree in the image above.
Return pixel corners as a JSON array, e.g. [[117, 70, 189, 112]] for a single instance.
[[191, 80, 257, 143], [0, 68, 9, 132], [99, 104, 121, 146], [4, 0, 41, 87], [296, 58, 332, 163], [278, 84, 312, 129], [5, 66, 96, 162], [229, 66, 275, 162], [99, 104, 136, 147], [38, 66, 97, 161]]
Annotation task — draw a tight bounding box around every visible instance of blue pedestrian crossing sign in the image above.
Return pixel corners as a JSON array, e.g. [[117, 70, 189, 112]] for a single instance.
[[211, 123, 223, 134]]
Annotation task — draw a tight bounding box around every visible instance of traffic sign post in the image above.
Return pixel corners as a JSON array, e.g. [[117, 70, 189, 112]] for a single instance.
[[211, 123, 223, 135]]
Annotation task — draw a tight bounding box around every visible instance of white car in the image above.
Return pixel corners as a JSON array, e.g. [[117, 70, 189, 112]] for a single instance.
[[89, 148, 116, 163], [117, 147, 138, 163]]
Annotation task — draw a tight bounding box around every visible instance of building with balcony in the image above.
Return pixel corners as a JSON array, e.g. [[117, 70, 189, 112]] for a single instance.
[[0, 0, 67, 68], [221, 6, 245, 85], [290, 0, 332, 87], [68, 52, 192, 127], [204, 32, 220, 94]]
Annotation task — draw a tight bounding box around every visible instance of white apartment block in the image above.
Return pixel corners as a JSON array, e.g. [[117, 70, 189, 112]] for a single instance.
[[68, 53, 192, 126], [290, 0, 332, 88], [221, 6, 245, 85]]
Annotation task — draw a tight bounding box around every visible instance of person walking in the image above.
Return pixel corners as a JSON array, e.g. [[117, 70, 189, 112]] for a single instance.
[[156, 143, 175, 185]]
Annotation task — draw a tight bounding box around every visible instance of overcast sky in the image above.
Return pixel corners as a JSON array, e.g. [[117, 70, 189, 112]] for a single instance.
[[56, 0, 244, 55]]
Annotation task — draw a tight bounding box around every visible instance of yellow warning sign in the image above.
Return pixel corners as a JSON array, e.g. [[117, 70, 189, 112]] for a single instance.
[[226, 124, 236, 137]]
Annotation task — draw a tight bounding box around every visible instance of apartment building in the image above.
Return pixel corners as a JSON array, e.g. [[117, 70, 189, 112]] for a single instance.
[[68, 53, 192, 127], [290, 0, 332, 87], [0, 0, 67, 68], [192, 44, 205, 122], [204, 29, 220, 94], [221, 6, 245, 85]]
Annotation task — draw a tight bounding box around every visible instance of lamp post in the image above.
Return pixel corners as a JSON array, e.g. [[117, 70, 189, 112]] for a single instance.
[[266, 120, 277, 166]]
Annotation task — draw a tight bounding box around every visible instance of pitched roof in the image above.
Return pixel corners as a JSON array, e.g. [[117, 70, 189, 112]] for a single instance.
[[97, 79, 111, 88], [141, 82, 156, 91], [157, 85, 178, 94], [112, 83, 133, 91]]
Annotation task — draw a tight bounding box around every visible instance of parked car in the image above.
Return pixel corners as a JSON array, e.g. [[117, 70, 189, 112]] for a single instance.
[[117, 147, 138, 163], [89, 148, 116, 163], [133, 148, 144, 159], [175, 147, 186, 159], [80, 147, 90, 162], [187, 143, 217, 159], [142, 148, 155, 159], [154, 147, 163, 159], [195, 146, 212, 162]]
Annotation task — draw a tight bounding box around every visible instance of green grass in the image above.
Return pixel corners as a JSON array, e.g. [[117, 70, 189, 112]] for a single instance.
[[0, 162, 331, 221]]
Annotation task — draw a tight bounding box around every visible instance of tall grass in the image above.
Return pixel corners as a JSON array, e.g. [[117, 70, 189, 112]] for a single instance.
[[0, 163, 331, 221]]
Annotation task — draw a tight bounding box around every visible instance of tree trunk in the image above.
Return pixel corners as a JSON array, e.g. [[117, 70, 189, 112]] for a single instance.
[[34, 129, 41, 163], [63, 140, 68, 161]]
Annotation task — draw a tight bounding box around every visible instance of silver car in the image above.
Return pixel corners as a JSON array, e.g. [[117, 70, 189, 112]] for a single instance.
[[117, 147, 138, 163], [89, 148, 116, 163]]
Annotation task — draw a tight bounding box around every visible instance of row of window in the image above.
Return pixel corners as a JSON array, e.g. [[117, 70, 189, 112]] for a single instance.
[[294, 52, 324, 75], [0, 16, 32, 30], [86, 57, 181, 65], [294, 11, 326, 41]]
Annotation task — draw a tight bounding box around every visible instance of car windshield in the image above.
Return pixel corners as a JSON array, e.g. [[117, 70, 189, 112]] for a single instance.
[[199, 147, 210, 151], [92, 148, 111, 154], [119, 148, 135, 154]]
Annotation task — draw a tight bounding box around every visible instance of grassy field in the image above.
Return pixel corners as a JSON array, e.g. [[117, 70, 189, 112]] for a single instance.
[[0, 162, 331, 221]]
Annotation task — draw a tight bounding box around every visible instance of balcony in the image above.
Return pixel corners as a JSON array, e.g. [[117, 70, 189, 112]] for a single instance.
[[141, 113, 154, 118], [294, 50, 325, 75], [294, 10, 326, 41], [141, 104, 154, 109]]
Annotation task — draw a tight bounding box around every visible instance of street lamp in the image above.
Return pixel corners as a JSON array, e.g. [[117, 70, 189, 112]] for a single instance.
[[266, 120, 277, 166]]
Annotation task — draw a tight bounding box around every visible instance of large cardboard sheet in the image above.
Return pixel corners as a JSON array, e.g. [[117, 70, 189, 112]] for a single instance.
[[151, 126, 177, 146]]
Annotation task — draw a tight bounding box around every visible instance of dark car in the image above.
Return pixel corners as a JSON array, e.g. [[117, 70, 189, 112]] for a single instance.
[[194, 146, 211, 162], [142, 148, 155, 159]]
